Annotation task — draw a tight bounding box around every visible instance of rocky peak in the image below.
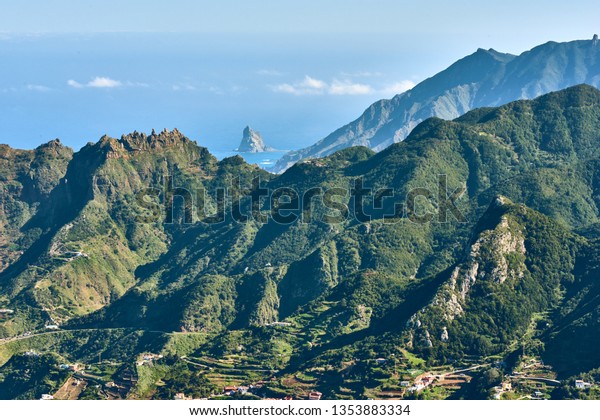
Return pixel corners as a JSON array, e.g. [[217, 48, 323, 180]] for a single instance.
[[594, 34, 599, 46], [236, 126, 275, 153], [0, 143, 24, 159], [120, 128, 191, 151], [492, 195, 509, 208], [87, 128, 197, 160], [34, 139, 73, 158], [36, 138, 61, 149], [0, 144, 12, 157]]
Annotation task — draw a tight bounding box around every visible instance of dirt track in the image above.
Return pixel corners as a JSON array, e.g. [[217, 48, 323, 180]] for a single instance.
[[53, 377, 87, 400]]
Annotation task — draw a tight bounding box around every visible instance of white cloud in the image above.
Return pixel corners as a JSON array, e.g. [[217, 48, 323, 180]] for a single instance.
[[302, 76, 327, 90], [329, 80, 373, 95], [272, 76, 416, 97], [272, 83, 296, 94], [272, 76, 360, 95], [380, 80, 416, 96], [87, 77, 122, 88], [67, 80, 83, 88], [67, 77, 123, 89], [272, 76, 344, 95]]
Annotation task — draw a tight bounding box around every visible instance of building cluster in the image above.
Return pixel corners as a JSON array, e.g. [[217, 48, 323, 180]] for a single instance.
[[59, 363, 83, 372], [265, 322, 292, 327], [308, 391, 322, 400], [407, 375, 435, 392], [493, 381, 513, 399], [171, 379, 320, 401], [575, 379, 593, 389], [135, 353, 164, 366]]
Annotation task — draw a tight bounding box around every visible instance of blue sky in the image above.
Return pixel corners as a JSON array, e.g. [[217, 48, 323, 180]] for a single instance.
[[1, 0, 597, 42], [0, 1, 598, 152]]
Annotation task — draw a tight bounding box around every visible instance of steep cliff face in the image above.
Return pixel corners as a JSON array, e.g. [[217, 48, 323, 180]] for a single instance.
[[0, 129, 237, 330], [273, 36, 600, 173], [406, 196, 580, 360], [0, 140, 73, 272], [236, 126, 275, 153], [407, 197, 528, 349]]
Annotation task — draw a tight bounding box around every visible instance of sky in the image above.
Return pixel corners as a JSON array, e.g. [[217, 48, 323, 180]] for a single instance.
[[0, 0, 598, 153], [0, 0, 596, 41]]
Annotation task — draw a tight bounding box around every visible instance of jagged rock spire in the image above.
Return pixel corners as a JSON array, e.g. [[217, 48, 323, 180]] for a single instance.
[[235, 126, 275, 153]]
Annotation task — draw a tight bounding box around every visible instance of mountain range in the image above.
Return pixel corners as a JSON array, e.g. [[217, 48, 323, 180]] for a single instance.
[[272, 36, 600, 173], [2, 85, 600, 399]]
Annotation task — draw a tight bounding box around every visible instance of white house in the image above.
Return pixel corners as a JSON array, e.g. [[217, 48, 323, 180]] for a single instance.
[[575, 380, 592, 389]]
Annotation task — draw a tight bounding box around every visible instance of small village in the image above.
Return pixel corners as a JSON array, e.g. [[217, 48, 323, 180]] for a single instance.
[[2, 327, 596, 402]]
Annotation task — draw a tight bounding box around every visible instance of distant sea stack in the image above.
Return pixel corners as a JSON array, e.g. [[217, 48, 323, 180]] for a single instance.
[[236, 126, 275, 153]]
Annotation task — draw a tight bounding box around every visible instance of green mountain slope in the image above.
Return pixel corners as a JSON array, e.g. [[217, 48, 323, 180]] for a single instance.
[[0, 140, 73, 272], [3, 85, 600, 399], [273, 36, 600, 173]]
